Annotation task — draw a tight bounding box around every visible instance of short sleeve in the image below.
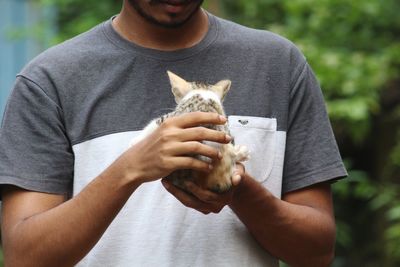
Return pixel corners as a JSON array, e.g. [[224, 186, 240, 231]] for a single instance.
[[282, 62, 347, 193], [0, 76, 73, 196]]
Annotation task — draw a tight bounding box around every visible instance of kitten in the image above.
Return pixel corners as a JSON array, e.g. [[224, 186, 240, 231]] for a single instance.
[[130, 71, 249, 193]]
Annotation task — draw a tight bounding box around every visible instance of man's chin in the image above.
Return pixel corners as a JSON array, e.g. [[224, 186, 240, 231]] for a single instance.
[[151, 16, 196, 29], [128, 0, 204, 29]]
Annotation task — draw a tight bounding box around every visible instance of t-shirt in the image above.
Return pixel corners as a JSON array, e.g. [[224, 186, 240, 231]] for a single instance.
[[0, 13, 347, 267]]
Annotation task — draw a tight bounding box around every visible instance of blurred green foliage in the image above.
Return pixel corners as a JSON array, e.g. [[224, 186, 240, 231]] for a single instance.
[[39, 0, 121, 43], [32, 0, 400, 266]]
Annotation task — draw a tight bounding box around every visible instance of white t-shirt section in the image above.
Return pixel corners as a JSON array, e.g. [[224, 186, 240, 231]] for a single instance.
[[72, 116, 285, 267]]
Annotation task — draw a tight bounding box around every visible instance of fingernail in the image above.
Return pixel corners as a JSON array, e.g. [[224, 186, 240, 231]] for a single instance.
[[209, 164, 214, 170], [219, 115, 227, 122], [233, 174, 241, 185], [225, 135, 232, 142], [218, 151, 223, 159]]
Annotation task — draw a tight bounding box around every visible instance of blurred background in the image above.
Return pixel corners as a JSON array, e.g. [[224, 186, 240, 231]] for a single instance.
[[0, 0, 399, 266]]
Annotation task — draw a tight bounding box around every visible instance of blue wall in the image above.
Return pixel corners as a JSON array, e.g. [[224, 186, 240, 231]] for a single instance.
[[0, 0, 54, 121]]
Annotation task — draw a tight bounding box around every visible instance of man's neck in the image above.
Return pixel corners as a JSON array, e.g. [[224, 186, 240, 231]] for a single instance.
[[112, 3, 209, 51]]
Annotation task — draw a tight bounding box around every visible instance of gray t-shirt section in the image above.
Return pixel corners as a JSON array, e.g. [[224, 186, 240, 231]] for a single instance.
[[0, 14, 347, 196]]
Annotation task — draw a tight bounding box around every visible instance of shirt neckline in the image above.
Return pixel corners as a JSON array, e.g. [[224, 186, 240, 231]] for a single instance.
[[102, 12, 219, 61]]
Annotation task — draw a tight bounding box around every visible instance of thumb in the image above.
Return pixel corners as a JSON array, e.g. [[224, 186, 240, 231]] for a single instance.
[[232, 163, 245, 186]]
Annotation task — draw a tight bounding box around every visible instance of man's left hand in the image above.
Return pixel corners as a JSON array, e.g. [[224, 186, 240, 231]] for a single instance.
[[161, 164, 245, 214]]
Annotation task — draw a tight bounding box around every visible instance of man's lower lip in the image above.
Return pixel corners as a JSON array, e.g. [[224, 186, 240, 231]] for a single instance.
[[161, 3, 186, 13], [158, 0, 189, 5]]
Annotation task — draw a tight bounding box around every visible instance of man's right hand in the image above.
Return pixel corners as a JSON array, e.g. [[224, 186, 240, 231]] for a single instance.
[[116, 111, 231, 185]]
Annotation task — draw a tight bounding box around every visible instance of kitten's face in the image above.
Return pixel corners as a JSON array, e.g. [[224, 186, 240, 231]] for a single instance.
[[167, 71, 231, 104]]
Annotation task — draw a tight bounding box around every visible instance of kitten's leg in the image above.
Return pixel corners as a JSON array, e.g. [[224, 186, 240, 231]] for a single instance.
[[129, 119, 159, 147], [206, 144, 248, 193], [204, 144, 235, 193], [228, 145, 249, 191]]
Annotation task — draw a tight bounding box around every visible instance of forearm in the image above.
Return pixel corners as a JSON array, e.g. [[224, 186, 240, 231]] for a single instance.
[[229, 175, 335, 267], [3, 161, 141, 267]]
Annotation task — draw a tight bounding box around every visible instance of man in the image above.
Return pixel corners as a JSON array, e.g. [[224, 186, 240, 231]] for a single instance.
[[0, 0, 347, 266]]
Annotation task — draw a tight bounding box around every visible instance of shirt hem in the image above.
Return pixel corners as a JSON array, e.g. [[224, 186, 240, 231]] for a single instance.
[[0, 175, 71, 198]]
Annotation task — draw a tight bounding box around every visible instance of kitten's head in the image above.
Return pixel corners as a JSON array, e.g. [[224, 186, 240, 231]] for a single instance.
[[167, 71, 231, 104]]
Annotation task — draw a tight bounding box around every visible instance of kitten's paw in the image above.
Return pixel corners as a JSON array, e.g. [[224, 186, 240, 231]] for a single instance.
[[234, 145, 250, 162]]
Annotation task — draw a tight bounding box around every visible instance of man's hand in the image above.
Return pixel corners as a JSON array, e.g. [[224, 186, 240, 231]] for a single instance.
[[116, 112, 231, 185], [161, 163, 245, 214]]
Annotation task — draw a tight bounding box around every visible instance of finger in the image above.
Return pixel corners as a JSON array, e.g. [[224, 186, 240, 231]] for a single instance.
[[173, 141, 222, 161], [183, 181, 221, 203], [232, 173, 241, 186], [232, 163, 245, 186], [180, 127, 231, 144], [169, 112, 227, 128], [173, 157, 214, 172], [235, 163, 245, 175], [161, 179, 214, 214]]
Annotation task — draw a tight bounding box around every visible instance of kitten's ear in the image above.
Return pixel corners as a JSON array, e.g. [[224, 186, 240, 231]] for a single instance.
[[167, 71, 191, 103], [213, 80, 231, 100]]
